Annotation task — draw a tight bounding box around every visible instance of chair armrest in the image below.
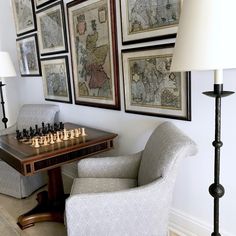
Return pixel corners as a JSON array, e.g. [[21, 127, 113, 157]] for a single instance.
[[77, 151, 142, 179], [0, 124, 17, 136], [65, 178, 170, 236]]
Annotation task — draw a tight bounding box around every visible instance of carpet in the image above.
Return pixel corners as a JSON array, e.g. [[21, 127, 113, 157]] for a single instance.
[[0, 206, 26, 236]]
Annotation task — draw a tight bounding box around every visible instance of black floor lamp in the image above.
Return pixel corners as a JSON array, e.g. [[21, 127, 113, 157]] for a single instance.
[[170, 0, 236, 235], [0, 52, 16, 128]]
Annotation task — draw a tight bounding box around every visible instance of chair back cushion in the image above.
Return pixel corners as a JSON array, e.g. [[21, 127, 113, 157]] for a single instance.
[[16, 104, 59, 130], [138, 122, 197, 186]]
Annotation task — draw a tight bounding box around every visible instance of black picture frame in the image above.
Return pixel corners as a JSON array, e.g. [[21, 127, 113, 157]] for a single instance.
[[11, 0, 37, 37], [122, 44, 191, 121], [35, 0, 58, 9], [41, 56, 72, 104], [16, 34, 41, 77], [36, 1, 68, 56], [120, 0, 181, 45]]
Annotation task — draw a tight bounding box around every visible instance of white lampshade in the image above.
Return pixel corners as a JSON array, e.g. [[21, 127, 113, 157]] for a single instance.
[[0, 52, 16, 77], [171, 0, 236, 72]]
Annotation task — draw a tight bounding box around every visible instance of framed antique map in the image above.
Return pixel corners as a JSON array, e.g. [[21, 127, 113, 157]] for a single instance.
[[122, 44, 191, 120], [67, 0, 120, 110], [35, 0, 58, 9], [41, 56, 72, 103], [16, 34, 41, 77], [11, 0, 36, 36], [120, 0, 182, 44], [36, 1, 68, 56]]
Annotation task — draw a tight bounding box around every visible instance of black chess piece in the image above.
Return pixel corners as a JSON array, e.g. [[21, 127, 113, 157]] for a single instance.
[[23, 129, 27, 138], [54, 123, 59, 132], [16, 130, 21, 140], [35, 124, 39, 135], [29, 127, 34, 137], [47, 123, 51, 133], [59, 122, 64, 130]]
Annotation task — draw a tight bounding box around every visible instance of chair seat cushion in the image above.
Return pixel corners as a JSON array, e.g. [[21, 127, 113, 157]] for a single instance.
[[70, 178, 137, 195]]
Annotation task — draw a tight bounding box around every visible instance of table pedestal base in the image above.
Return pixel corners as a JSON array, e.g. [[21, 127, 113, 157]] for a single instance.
[[17, 167, 67, 229], [17, 191, 67, 229]]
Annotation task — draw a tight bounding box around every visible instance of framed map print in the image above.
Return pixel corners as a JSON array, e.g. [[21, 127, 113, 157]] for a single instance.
[[122, 44, 191, 121], [35, 0, 58, 9], [120, 0, 182, 44], [67, 0, 120, 110], [36, 1, 68, 56], [16, 34, 41, 76], [11, 0, 36, 36], [41, 56, 72, 103]]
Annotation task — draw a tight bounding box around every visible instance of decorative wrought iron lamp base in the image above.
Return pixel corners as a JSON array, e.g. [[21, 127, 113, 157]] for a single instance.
[[203, 84, 234, 236], [0, 81, 8, 129]]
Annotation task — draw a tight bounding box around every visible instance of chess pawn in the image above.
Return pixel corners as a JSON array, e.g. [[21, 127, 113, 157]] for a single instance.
[[39, 137, 44, 145], [50, 134, 55, 144], [43, 136, 48, 146], [63, 129, 68, 141], [74, 129, 80, 138], [56, 132, 62, 143], [81, 128, 86, 136], [31, 138, 35, 147], [34, 138, 40, 148], [70, 130, 75, 139]]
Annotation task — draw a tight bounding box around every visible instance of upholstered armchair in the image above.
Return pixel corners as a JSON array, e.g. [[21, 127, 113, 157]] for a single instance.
[[0, 104, 59, 198], [65, 122, 198, 236]]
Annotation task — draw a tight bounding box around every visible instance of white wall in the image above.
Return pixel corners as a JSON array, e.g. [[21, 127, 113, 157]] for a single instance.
[[1, 0, 236, 235], [0, 0, 21, 127]]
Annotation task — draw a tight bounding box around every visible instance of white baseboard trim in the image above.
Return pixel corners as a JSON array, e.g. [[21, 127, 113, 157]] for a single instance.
[[169, 208, 234, 236]]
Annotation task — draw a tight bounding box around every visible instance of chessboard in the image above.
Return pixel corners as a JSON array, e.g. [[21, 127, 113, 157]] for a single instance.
[[16, 122, 87, 148]]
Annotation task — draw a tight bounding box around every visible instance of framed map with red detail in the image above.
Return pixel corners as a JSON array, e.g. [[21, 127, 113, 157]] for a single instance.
[[67, 0, 120, 110], [122, 44, 191, 121]]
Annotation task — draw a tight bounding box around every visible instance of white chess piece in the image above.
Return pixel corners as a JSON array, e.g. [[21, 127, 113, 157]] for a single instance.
[[50, 134, 55, 144], [75, 129, 80, 138], [34, 138, 40, 148], [31, 138, 35, 147], [63, 129, 68, 141], [81, 128, 86, 136], [70, 130, 75, 139], [43, 136, 48, 146], [39, 137, 43, 145], [56, 131, 62, 142]]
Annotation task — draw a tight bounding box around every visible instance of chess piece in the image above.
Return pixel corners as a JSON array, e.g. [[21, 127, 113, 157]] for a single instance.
[[50, 134, 55, 144], [39, 137, 44, 145], [43, 136, 49, 146], [81, 128, 86, 136], [16, 130, 21, 140], [47, 123, 51, 133], [35, 125, 39, 136], [63, 129, 68, 141], [70, 130, 75, 139], [34, 138, 40, 148], [29, 127, 34, 137], [59, 122, 64, 130], [31, 138, 35, 147], [56, 131, 62, 143], [75, 129, 80, 138]]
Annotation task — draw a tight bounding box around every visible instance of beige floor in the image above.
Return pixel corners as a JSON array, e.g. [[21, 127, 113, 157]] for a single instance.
[[0, 175, 74, 236]]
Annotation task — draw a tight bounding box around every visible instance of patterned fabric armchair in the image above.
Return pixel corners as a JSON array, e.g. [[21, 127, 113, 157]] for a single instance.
[[0, 104, 59, 198], [65, 122, 198, 236]]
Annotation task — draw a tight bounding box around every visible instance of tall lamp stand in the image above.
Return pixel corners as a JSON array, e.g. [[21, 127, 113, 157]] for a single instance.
[[0, 81, 8, 128], [203, 84, 234, 235]]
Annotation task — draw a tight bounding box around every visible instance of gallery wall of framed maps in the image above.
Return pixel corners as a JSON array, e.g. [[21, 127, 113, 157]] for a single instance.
[[11, 0, 191, 120]]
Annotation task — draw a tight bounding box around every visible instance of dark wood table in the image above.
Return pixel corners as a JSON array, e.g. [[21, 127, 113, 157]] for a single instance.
[[0, 123, 117, 229]]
